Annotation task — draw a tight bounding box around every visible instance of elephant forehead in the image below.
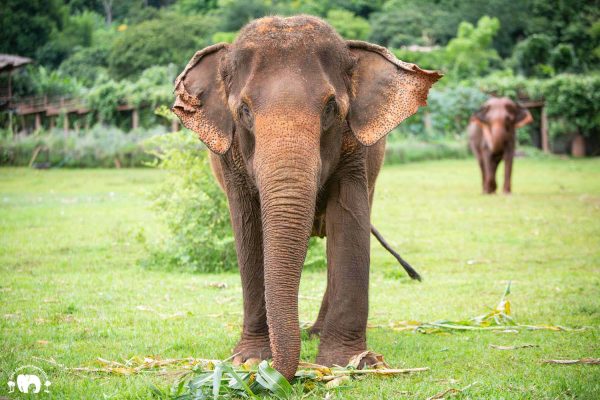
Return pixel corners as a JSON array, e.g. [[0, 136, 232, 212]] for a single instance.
[[485, 97, 514, 108], [234, 15, 345, 56]]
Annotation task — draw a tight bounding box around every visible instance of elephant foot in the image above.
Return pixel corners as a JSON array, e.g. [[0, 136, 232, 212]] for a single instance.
[[316, 338, 372, 367], [232, 335, 272, 366]]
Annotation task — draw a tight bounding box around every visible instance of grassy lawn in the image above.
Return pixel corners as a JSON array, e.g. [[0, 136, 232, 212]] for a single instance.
[[1, 158, 599, 399]]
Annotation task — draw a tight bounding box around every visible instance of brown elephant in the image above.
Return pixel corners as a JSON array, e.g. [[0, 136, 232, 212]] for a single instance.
[[172, 15, 441, 380], [468, 97, 533, 194]]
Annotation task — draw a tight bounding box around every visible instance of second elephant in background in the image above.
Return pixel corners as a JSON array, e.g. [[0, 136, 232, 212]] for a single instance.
[[468, 97, 533, 194]]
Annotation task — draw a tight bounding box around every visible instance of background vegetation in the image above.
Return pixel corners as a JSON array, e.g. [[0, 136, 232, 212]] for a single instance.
[[1, 0, 599, 155]]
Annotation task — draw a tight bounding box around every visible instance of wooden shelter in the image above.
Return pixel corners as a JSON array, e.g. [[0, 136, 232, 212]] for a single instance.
[[0, 54, 32, 110]]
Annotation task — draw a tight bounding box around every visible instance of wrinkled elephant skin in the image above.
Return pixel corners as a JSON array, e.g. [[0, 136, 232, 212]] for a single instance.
[[172, 15, 441, 380]]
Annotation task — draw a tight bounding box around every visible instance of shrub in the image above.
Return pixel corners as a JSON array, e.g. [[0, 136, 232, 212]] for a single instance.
[[142, 128, 326, 274], [538, 74, 600, 140], [391, 86, 487, 139], [0, 125, 162, 167], [142, 130, 237, 273], [385, 138, 470, 165]]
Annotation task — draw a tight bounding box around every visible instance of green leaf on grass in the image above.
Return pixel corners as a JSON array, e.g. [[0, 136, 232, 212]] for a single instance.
[[221, 364, 256, 398], [212, 364, 223, 400], [255, 360, 293, 398]]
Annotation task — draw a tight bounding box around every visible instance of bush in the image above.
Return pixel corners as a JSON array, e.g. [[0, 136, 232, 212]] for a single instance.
[[538, 74, 600, 140], [141, 128, 326, 274], [0, 125, 162, 167], [391, 86, 487, 139], [384, 138, 470, 165], [142, 130, 237, 273]]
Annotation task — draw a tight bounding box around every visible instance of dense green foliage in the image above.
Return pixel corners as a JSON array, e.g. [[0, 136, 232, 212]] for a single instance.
[[2, 0, 599, 149], [107, 13, 217, 80], [478, 73, 600, 140], [142, 130, 238, 273], [4, 0, 598, 81]]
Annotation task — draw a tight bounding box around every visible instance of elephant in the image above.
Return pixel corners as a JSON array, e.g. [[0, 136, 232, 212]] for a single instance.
[[17, 374, 41, 393], [172, 15, 441, 380], [468, 97, 533, 194]]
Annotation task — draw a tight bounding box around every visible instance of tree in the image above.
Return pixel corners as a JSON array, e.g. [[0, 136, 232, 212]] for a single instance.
[[444, 16, 501, 80], [326, 9, 370, 40], [511, 34, 552, 77], [0, 0, 65, 58], [108, 12, 218, 80], [35, 11, 102, 68], [216, 0, 269, 31], [550, 44, 578, 73], [59, 47, 110, 86]]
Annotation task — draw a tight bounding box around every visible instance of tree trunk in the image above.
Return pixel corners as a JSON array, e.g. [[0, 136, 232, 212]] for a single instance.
[[571, 133, 585, 157]]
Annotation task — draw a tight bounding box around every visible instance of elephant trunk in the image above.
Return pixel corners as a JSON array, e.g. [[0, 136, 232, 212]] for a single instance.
[[487, 122, 508, 154], [254, 114, 320, 381]]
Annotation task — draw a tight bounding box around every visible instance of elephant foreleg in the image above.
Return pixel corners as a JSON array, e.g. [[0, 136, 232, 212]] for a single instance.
[[482, 149, 501, 194], [316, 172, 372, 366], [226, 185, 271, 364], [475, 150, 485, 192], [503, 143, 515, 194], [308, 279, 329, 337]]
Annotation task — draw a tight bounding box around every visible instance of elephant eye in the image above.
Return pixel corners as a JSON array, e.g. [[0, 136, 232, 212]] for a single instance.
[[239, 103, 253, 130], [322, 98, 338, 131]]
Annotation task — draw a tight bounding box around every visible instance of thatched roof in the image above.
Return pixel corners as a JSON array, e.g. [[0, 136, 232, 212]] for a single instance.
[[0, 54, 32, 73]]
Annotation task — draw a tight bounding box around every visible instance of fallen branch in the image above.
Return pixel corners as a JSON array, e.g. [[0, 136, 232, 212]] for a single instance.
[[427, 381, 478, 400], [542, 358, 600, 365], [490, 344, 538, 350]]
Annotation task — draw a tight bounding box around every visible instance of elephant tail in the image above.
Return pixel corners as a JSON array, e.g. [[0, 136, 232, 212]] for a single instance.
[[371, 224, 422, 281]]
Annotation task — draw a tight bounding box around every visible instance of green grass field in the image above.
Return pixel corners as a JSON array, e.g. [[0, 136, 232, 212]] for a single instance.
[[1, 158, 599, 399]]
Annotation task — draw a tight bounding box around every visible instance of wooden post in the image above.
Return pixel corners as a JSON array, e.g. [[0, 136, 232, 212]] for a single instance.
[[571, 132, 585, 157], [49, 116, 55, 130], [132, 109, 139, 130], [7, 69, 12, 106], [171, 118, 179, 132], [63, 113, 69, 135], [35, 113, 41, 132], [541, 106, 549, 153], [8, 111, 13, 137]]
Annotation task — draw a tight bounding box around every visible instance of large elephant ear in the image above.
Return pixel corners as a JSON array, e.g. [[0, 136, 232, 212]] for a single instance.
[[346, 41, 442, 146], [515, 103, 533, 128], [172, 43, 233, 154]]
